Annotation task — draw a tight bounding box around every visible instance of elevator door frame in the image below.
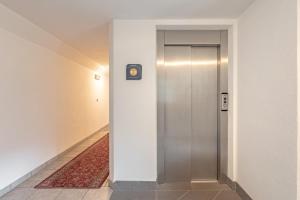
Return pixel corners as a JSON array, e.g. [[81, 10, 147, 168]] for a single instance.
[[157, 30, 229, 183]]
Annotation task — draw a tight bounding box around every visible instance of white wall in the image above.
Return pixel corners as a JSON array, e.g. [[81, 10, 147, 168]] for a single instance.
[[110, 19, 237, 181], [111, 21, 157, 181], [0, 6, 109, 190], [238, 0, 297, 199]]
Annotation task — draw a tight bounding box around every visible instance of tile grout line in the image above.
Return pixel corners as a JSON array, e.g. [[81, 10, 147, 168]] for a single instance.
[[21, 188, 36, 200], [75, 189, 89, 200], [51, 189, 63, 200], [80, 189, 90, 200], [177, 191, 190, 200], [211, 189, 224, 200]]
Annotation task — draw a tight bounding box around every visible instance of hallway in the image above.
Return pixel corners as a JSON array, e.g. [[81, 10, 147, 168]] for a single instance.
[[0, 0, 299, 199]]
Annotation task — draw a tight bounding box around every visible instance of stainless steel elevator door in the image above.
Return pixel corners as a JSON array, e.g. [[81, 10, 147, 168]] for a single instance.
[[163, 46, 218, 182], [164, 46, 192, 182], [191, 47, 218, 181]]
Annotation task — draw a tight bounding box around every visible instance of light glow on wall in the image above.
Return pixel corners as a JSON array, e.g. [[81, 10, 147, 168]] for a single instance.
[[95, 65, 108, 80]]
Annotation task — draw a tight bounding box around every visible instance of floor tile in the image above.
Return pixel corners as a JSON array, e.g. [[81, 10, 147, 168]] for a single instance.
[[191, 183, 230, 191], [109, 190, 186, 200], [83, 188, 112, 200], [153, 191, 187, 200], [111, 181, 157, 191], [77, 142, 93, 147], [76, 143, 94, 149], [156, 182, 192, 191], [214, 190, 241, 200], [181, 190, 219, 200], [55, 189, 88, 200], [0, 188, 35, 200], [71, 146, 89, 152], [85, 139, 98, 143], [61, 148, 84, 158], [28, 189, 62, 200], [16, 179, 41, 188], [91, 136, 102, 140], [110, 181, 136, 190], [88, 137, 101, 141], [31, 170, 56, 180], [55, 156, 73, 163], [131, 182, 158, 191], [45, 159, 69, 170], [62, 151, 81, 158], [102, 180, 109, 187]]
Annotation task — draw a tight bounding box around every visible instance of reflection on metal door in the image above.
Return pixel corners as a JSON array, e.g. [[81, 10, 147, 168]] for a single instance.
[[163, 46, 218, 182], [191, 47, 218, 181]]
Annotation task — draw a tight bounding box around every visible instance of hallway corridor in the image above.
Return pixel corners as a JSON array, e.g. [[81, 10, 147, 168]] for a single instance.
[[1, 0, 298, 199]]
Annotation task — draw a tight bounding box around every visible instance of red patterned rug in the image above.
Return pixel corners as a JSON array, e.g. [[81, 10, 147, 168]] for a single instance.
[[35, 134, 109, 188]]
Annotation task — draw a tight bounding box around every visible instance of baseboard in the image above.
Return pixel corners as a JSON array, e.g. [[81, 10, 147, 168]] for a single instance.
[[219, 173, 236, 191], [220, 175, 252, 200], [236, 182, 252, 200], [0, 124, 109, 197]]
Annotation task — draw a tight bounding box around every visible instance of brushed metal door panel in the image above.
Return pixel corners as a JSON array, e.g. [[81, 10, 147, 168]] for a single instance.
[[164, 46, 192, 182], [191, 47, 218, 180], [165, 30, 221, 45]]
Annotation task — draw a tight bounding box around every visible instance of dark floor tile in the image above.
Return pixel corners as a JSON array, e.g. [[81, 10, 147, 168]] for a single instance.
[[181, 190, 219, 200], [156, 182, 192, 191], [132, 182, 158, 191], [156, 182, 230, 191], [111, 181, 135, 190], [191, 183, 230, 191], [215, 190, 241, 200], [111, 181, 158, 191], [110, 190, 186, 200], [153, 191, 187, 200]]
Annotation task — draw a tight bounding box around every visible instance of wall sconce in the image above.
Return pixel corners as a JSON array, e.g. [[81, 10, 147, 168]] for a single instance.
[[95, 65, 107, 80], [95, 74, 101, 80]]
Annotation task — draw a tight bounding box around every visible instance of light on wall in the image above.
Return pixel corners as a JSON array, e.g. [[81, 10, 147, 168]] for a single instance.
[[95, 74, 101, 80], [94, 65, 106, 80]]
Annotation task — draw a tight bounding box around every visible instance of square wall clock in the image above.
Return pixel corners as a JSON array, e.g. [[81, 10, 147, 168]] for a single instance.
[[126, 64, 142, 80]]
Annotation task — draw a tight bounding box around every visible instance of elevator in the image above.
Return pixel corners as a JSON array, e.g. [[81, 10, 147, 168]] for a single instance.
[[157, 30, 228, 183]]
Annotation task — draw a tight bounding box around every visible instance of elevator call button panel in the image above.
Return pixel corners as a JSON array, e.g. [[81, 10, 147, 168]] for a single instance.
[[221, 93, 228, 111]]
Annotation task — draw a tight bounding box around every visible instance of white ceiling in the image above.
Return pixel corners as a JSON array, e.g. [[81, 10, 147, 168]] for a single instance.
[[0, 0, 253, 65]]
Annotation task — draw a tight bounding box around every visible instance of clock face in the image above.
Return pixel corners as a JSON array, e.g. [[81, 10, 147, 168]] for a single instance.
[[126, 64, 142, 80], [129, 68, 138, 77]]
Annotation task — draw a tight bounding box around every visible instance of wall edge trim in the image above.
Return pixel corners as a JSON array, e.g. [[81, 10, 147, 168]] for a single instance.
[[220, 174, 253, 200]]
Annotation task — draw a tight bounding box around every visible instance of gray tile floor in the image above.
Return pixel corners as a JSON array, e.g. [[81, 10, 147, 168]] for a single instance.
[[0, 130, 241, 200], [109, 182, 241, 200]]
